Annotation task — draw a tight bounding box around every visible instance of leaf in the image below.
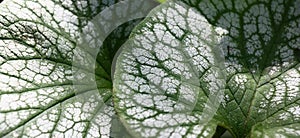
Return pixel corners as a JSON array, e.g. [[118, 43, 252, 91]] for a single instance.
[[0, 0, 157, 137], [156, 0, 167, 3], [113, 0, 300, 137]]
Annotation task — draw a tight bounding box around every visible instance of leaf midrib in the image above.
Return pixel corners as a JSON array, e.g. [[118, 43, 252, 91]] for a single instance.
[[242, 0, 295, 135]]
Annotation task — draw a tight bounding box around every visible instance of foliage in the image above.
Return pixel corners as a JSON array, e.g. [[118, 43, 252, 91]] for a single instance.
[[0, 0, 300, 137]]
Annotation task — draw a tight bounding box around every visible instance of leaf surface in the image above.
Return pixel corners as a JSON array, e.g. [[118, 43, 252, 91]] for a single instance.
[[113, 0, 300, 137], [0, 0, 157, 137]]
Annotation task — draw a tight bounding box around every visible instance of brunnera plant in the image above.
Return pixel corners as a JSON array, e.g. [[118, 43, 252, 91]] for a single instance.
[[114, 0, 300, 137], [0, 0, 157, 137], [0, 0, 300, 138]]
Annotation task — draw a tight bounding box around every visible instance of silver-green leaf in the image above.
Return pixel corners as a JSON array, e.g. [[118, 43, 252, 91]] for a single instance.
[[113, 0, 300, 137], [0, 0, 157, 137]]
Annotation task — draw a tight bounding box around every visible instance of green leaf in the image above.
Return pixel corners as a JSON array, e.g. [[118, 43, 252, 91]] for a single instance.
[[156, 0, 167, 3], [113, 0, 300, 137], [0, 0, 157, 137]]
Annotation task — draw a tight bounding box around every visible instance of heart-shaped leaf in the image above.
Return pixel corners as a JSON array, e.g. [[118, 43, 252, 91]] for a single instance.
[[0, 0, 157, 137], [113, 0, 300, 137]]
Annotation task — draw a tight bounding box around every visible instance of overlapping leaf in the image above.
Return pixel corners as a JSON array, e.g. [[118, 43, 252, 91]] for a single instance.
[[113, 0, 300, 137], [0, 0, 157, 137]]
